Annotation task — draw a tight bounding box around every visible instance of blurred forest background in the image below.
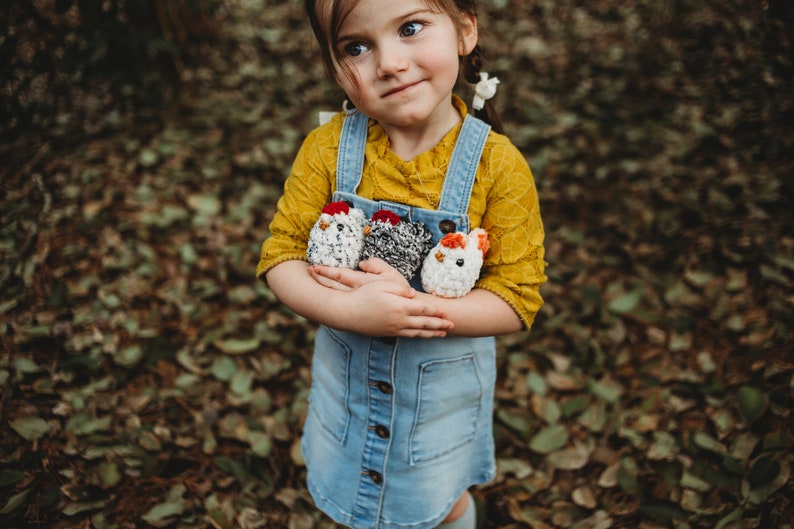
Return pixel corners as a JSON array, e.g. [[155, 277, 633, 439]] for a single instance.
[[2, 0, 793, 528]]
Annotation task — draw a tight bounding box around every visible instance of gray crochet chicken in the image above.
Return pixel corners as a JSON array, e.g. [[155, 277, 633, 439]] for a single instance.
[[360, 209, 434, 280]]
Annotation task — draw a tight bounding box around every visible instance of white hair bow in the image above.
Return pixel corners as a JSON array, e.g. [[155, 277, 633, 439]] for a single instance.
[[472, 72, 500, 110]]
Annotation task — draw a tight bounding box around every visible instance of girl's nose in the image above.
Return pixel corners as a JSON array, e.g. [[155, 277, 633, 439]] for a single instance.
[[376, 45, 409, 78]]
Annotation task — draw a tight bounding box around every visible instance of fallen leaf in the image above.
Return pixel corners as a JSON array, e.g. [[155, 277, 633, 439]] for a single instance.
[[571, 485, 597, 509], [529, 423, 569, 454], [9, 415, 49, 441]]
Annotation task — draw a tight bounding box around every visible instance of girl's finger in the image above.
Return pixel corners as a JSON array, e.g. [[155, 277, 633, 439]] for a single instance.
[[358, 257, 389, 274], [308, 267, 354, 290], [407, 329, 448, 339], [406, 315, 454, 333], [399, 322, 451, 338], [310, 265, 361, 288]]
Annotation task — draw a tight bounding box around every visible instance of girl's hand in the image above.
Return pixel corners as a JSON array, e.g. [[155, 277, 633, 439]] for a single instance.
[[338, 279, 454, 338], [308, 258, 410, 293]]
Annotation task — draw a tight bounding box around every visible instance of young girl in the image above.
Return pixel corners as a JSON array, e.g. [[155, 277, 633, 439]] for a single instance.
[[256, 0, 546, 528]]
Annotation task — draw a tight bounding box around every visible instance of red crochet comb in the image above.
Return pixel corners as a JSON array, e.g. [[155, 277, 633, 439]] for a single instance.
[[371, 209, 401, 226], [322, 201, 350, 215]]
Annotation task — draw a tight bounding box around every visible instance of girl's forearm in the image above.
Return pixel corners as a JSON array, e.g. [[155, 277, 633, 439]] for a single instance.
[[265, 260, 455, 337], [413, 288, 522, 337], [265, 260, 350, 328], [279, 257, 522, 337]]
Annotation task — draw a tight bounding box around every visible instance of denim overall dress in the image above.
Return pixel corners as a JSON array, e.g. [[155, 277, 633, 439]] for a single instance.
[[302, 109, 497, 529]]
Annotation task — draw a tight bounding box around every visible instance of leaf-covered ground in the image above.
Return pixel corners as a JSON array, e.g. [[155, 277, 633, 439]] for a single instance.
[[2, 1, 793, 528]]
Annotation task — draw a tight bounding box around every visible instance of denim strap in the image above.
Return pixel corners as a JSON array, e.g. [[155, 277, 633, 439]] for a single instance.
[[437, 115, 491, 216], [336, 109, 369, 197]]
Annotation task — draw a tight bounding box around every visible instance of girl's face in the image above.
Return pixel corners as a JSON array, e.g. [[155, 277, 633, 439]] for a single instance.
[[331, 0, 477, 130]]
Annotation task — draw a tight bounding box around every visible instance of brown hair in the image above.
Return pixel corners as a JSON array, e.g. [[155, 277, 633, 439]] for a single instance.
[[304, 0, 504, 134]]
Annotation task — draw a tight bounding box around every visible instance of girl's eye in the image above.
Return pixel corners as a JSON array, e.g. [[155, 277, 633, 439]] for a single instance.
[[344, 42, 369, 57], [400, 21, 424, 38]]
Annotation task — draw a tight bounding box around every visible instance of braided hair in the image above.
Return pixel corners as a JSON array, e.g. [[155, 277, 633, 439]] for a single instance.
[[460, 41, 504, 134]]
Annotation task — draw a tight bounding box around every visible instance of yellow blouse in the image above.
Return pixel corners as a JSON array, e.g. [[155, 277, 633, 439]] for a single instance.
[[257, 96, 546, 329]]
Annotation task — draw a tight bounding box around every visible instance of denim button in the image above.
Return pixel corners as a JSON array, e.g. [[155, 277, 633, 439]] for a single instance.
[[373, 381, 393, 394], [439, 220, 456, 233], [367, 470, 383, 484], [374, 425, 390, 439]]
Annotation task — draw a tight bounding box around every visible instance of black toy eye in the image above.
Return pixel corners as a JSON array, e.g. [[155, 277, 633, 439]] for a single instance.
[[337, 224, 345, 231], [456, 259, 465, 267]]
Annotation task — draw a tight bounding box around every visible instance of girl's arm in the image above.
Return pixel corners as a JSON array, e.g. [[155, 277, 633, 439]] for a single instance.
[[265, 259, 455, 338], [413, 288, 522, 337], [310, 259, 521, 337]]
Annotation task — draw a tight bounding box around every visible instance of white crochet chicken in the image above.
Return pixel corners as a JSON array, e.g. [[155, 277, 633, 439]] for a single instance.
[[360, 209, 434, 280], [306, 201, 367, 268], [421, 228, 490, 298]]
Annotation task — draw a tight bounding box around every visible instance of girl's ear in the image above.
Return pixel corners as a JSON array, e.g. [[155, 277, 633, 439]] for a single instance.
[[458, 13, 478, 56]]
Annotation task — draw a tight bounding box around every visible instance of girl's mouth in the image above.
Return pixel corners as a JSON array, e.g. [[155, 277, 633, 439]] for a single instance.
[[383, 81, 422, 97]]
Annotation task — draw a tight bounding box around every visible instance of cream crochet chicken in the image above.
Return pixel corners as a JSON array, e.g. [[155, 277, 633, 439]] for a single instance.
[[306, 201, 368, 268], [421, 228, 490, 298]]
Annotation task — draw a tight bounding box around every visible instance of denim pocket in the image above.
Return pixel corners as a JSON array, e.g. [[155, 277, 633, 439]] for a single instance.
[[309, 327, 352, 444], [409, 354, 483, 464]]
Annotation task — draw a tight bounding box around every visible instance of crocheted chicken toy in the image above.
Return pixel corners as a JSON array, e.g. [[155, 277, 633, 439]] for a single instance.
[[307, 203, 488, 297], [421, 228, 490, 298], [360, 209, 435, 280], [306, 201, 368, 268]]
